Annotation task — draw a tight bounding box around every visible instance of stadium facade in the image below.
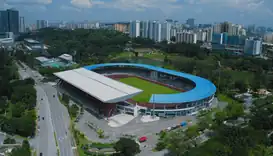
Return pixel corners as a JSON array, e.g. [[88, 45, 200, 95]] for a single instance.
[[54, 63, 216, 117]]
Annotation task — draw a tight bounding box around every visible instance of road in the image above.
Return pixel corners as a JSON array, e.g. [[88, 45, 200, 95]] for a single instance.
[[17, 62, 74, 156], [36, 85, 58, 156], [42, 84, 74, 156]]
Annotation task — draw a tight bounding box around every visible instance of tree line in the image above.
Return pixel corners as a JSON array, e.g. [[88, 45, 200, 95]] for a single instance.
[[18, 28, 131, 65], [0, 49, 36, 137]]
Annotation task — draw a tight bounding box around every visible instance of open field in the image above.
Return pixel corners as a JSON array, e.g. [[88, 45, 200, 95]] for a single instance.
[[119, 77, 179, 102]]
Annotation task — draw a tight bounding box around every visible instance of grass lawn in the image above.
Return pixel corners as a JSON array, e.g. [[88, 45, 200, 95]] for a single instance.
[[119, 77, 179, 102], [217, 93, 235, 104], [78, 137, 91, 156]]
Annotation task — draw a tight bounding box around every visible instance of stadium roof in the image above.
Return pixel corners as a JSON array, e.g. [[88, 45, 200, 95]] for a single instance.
[[84, 63, 217, 104], [54, 68, 143, 103]]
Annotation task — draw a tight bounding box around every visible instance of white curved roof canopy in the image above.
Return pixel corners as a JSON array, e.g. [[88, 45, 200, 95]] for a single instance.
[[54, 68, 143, 103]]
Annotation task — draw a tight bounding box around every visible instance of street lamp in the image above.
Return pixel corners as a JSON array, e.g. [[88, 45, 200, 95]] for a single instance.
[[217, 61, 221, 93]]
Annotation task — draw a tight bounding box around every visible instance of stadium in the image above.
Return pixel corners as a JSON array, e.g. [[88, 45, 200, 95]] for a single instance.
[[54, 63, 216, 118]]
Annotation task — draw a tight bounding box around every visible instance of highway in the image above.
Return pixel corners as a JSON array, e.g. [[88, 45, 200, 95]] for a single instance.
[[17, 62, 74, 156], [42, 84, 74, 156], [36, 85, 58, 156]]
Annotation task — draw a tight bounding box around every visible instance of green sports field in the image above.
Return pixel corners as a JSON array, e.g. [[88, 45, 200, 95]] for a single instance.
[[119, 77, 179, 102]]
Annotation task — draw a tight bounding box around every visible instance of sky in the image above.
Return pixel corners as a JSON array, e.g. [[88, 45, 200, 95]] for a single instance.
[[1, 0, 273, 26]]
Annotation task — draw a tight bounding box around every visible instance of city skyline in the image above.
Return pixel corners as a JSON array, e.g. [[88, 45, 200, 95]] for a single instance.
[[1, 0, 273, 26]]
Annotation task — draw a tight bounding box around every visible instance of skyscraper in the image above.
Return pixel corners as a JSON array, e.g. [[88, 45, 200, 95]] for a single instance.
[[19, 16, 25, 33], [0, 10, 9, 32], [0, 9, 19, 34], [186, 18, 195, 28], [7, 9, 19, 34], [36, 20, 48, 30]]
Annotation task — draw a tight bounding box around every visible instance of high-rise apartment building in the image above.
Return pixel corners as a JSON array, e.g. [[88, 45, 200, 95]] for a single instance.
[[161, 21, 171, 42], [153, 21, 161, 42], [140, 20, 149, 38], [19, 16, 25, 33], [142, 20, 161, 42], [170, 27, 177, 39], [205, 28, 213, 42], [196, 30, 207, 42], [213, 23, 221, 33], [0, 9, 19, 34], [36, 20, 48, 30], [221, 22, 232, 34], [176, 31, 197, 44], [244, 38, 262, 56], [129, 20, 140, 37], [213, 22, 242, 36]]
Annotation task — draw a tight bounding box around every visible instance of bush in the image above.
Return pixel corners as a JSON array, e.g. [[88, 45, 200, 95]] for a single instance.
[[3, 137, 16, 144], [91, 142, 113, 149], [155, 141, 166, 151], [69, 104, 79, 118], [62, 94, 70, 105]]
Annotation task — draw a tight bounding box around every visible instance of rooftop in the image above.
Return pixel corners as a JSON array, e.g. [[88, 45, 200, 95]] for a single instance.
[[54, 68, 143, 103], [35, 56, 50, 62], [24, 39, 40, 44], [59, 54, 72, 61]]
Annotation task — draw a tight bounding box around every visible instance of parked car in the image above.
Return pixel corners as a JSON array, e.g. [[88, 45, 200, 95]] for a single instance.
[[139, 136, 147, 143]]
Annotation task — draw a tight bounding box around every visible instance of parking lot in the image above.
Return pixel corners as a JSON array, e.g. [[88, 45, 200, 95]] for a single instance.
[[75, 109, 196, 144]]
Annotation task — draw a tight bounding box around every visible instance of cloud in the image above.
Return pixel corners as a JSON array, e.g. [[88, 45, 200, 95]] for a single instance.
[[70, 0, 182, 14], [94, 0, 183, 14], [184, 0, 264, 11], [60, 5, 81, 12], [71, 0, 93, 8], [6, 0, 52, 5]]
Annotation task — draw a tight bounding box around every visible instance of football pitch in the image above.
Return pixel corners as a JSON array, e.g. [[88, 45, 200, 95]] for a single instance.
[[119, 77, 180, 102]]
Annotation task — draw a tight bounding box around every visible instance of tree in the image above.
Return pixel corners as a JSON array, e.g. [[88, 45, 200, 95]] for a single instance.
[[69, 104, 79, 118], [225, 102, 244, 119], [3, 137, 16, 144], [185, 125, 199, 139], [234, 80, 248, 93], [215, 111, 227, 125], [9, 140, 31, 156], [22, 140, 30, 150], [11, 103, 25, 118], [97, 128, 104, 138], [114, 137, 140, 156], [62, 94, 70, 105]]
